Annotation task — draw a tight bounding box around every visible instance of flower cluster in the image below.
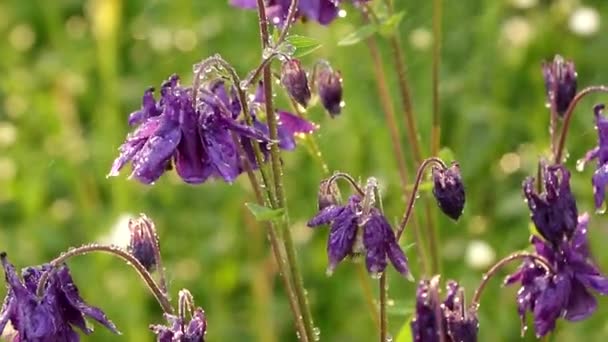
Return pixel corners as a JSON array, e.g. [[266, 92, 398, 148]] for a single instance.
[[150, 290, 207, 342], [411, 276, 478, 342], [108, 75, 316, 185]]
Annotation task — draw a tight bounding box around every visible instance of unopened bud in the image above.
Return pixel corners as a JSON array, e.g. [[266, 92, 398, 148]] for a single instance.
[[432, 162, 466, 220], [128, 214, 161, 272], [281, 59, 311, 107], [542, 55, 577, 116], [317, 178, 341, 210], [317, 67, 343, 117]]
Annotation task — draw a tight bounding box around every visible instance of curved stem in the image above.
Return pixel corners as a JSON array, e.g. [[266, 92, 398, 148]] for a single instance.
[[397, 157, 447, 240], [554, 85, 608, 163], [470, 252, 555, 307], [37, 244, 173, 314], [326, 172, 365, 196]]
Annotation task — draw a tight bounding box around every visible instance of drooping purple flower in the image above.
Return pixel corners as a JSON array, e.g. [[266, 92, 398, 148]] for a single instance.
[[578, 104, 608, 210], [281, 59, 311, 107], [307, 195, 410, 277], [109, 75, 271, 184], [522, 164, 578, 245], [316, 67, 343, 117], [542, 55, 577, 116], [432, 162, 466, 220], [150, 290, 206, 342], [230, 0, 341, 26], [505, 213, 608, 337], [411, 276, 478, 342], [128, 214, 161, 272], [0, 253, 119, 341]]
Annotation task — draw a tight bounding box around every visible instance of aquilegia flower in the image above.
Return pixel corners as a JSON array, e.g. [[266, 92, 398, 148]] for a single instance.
[[411, 276, 478, 342], [505, 213, 608, 337], [578, 104, 608, 210], [150, 289, 207, 342], [542, 55, 577, 116], [522, 164, 578, 245], [109, 75, 316, 185], [307, 195, 410, 278], [230, 0, 343, 26], [432, 162, 466, 220], [0, 252, 119, 341]]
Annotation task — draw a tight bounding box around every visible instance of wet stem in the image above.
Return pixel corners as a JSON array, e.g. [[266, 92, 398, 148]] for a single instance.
[[254, 1, 317, 341], [373, 186, 389, 342]]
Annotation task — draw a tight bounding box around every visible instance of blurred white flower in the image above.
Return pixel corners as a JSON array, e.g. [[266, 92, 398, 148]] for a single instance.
[[569, 7, 600, 37], [465, 240, 496, 270], [99, 213, 135, 246]]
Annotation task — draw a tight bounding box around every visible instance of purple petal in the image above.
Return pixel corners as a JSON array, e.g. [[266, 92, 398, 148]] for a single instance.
[[218, 116, 270, 142], [326, 209, 358, 273], [185, 308, 206, 338], [564, 278, 596, 321], [203, 126, 240, 182], [363, 212, 391, 275], [299, 0, 340, 25], [387, 242, 410, 277], [108, 117, 163, 178], [307, 205, 346, 227], [174, 109, 212, 184], [130, 119, 182, 184], [128, 88, 160, 126], [572, 213, 590, 257], [230, 0, 257, 9], [592, 164, 608, 209], [277, 111, 317, 150]]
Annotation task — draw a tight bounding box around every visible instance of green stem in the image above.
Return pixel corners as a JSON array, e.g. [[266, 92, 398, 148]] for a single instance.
[[372, 186, 388, 342], [255, 1, 316, 341], [431, 0, 442, 156]]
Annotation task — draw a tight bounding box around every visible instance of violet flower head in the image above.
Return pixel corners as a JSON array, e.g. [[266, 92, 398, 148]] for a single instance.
[[307, 195, 410, 278], [281, 59, 311, 107], [0, 253, 119, 341], [150, 289, 206, 342], [108, 75, 272, 185], [411, 277, 478, 342], [578, 104, 608, 210], [230, 0, 341, 26], [523, 164, 578, 245], [505, 213, 608, 337], [316, 66, 343, 117], [432, 162, 466, 220], [128, 214, 161, 272], [542, 55, 577, 116]]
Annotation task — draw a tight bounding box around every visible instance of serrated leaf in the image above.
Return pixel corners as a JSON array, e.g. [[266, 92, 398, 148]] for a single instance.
[[245, 203, 285, 221], [337, 24, 378, 46], [395, 315, 413, 342], [285, 35, 322, 57], [379, 11, 406, 37]]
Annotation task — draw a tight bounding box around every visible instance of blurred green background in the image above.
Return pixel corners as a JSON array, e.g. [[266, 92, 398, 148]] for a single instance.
[[2, 0, 608, 341]]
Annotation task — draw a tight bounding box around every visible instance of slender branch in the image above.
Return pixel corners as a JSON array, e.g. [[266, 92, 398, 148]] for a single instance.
[[470, 252, 555, 307], [554, 85, 608, 163], [397, 157, 447, 240], [370, 186, 389, 342], [37, 244, 173, 314], [255, 2, 316, 341], [431, 0, 442, 156], [326, 172, 365, 196], [277, 0, 300, 44]]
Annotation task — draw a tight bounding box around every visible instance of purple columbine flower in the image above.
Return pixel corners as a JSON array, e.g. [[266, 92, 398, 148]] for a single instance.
[[523, 164, 578, 245], [307, 195, 410, 278], [128, 214, 161, 272], [578, 104, 608, 210], [316, 66, 343, 117], [281, 59, 311, 107], [150, 290, 206, 342], [542, 55, 577, 116], [505, 213, 608, 337], [432, 162, 466, 220], [230, 0, 342, 26], [0, 253, 119, 341], [411, 277, 478, 342]]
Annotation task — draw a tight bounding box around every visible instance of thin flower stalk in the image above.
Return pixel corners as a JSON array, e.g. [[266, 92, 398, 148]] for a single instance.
[[431, 0, 442, 156]]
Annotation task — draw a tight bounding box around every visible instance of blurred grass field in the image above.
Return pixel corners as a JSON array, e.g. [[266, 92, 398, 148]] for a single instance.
[[2, 0, 608, 341]]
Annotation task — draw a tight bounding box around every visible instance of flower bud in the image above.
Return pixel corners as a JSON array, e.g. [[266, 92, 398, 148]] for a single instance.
[[281, 59, 311, 108], [542, 55, 577, 116], [316, 67, 343, 117], [317, 178, 341, 210], [128, 214, 161, 272], [432, 162, 466, 220]]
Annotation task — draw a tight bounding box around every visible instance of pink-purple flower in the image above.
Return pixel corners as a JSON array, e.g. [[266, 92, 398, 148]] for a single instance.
[[0, 253, 119, 341], [542, 55, 577, 116], [230, 0, 350, 26], [150, 290, 206, 342]]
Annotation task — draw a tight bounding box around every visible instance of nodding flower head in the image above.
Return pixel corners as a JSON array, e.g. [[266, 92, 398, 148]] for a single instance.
[[505, 213, 608, 337], [432, 162, 466, 220], [317, 178, 341, 210], [150, 289, 207, 342], [307, 178, 410, 278], [542, 55, 577, 116], [523, 164, 578, 245], [0, 252, 119, 341], [281, 59, 311, 108], [577, 104, 608, 210], [411, 276, 478, 342], [128, 214, 161, 272], [316, 65, 343, 117]]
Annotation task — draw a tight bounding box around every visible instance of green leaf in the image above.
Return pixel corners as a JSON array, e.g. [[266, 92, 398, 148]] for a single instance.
[[245, 203, 285, 221], [395, 315, 413, 342], [285, 35, 322, 57], [379, 11, 406, 37], [337, 24, 378, 46], [438, 147, 456, 163]]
